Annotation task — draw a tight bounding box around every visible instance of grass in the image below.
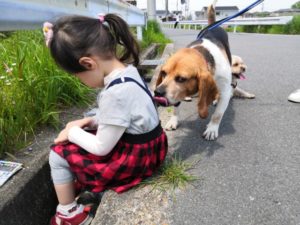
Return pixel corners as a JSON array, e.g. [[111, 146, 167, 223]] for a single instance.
[[141, 155, 199, 193], [0, 30, 93, 157], [141, 20, 171, 53]]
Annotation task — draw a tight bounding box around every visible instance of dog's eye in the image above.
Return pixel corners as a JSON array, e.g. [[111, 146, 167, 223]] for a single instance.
[[175, 76, 187, 83], [233, 63, 239, 66]]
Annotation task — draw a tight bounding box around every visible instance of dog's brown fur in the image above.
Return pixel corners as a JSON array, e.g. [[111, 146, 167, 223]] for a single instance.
[[156, 48, 219, 118]]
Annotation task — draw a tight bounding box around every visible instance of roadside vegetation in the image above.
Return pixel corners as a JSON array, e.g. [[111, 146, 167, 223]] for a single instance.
[[141, 155, 198, 193], [230, 15, 300, 34], [0, 31, 93, 157]]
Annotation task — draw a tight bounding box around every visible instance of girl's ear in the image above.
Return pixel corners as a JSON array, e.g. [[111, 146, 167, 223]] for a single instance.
[[78, 57, 97, 70]]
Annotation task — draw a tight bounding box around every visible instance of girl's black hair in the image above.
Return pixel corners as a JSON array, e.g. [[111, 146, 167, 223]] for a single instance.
[[49, 14, 140, 74]]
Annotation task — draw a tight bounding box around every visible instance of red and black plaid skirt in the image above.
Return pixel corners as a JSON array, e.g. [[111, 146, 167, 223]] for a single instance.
[[50, 124, 168, 193]]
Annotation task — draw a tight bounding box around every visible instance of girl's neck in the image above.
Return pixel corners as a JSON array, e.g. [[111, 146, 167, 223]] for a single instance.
[[102, 58, 126, 77]]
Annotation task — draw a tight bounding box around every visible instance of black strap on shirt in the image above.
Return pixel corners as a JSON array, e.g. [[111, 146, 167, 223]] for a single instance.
[[106, 76, 155, 105]]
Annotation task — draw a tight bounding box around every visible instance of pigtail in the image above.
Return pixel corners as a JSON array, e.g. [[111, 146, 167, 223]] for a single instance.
[[104, 14, 140, 66]]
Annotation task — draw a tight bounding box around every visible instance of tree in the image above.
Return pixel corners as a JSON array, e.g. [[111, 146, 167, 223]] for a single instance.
[[291, 1, 300, 9]]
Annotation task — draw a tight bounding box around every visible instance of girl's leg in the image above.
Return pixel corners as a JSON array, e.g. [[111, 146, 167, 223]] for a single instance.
[[49, 151, 91, 224], [49, 150, 76, 204], [49, 151, 75, 201], [54, 182, 76, 205]]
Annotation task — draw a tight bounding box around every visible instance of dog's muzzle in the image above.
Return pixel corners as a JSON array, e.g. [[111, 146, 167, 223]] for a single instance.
[[233, 73, 246, 80], [154, 87, 180, 107], [154, 86, 169, 107]]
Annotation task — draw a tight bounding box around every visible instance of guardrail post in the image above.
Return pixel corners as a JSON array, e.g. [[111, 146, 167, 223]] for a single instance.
[[147, 0, 156, 20], [137, 26, 142, 41]]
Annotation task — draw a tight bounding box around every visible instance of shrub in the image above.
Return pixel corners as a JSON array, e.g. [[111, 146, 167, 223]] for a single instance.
[[268, 25, 285, 34], [286, 15, 300, 34]]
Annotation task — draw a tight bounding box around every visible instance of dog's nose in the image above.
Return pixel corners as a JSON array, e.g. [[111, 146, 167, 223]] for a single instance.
[[242, 67, 246, 72], [154, 87, 166, 97]]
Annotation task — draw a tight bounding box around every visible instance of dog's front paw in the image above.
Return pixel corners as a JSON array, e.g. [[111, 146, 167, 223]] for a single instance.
[[165, 116, 178, 130], [203, 123, 219, 140]]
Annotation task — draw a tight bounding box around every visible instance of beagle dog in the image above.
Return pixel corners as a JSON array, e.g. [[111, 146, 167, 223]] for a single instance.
[[154, 4, 232, 140], [231, 55, 255, 99]]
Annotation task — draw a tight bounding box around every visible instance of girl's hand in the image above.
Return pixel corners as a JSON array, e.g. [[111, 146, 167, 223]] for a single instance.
[[54, 117, 94, 144], [54, 128, 69, 145]]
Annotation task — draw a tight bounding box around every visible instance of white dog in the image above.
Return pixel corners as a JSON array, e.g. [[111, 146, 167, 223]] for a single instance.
[[231, 55, 255, 99]]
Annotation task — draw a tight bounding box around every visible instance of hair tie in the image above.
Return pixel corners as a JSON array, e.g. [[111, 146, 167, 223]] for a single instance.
[[43, 22, 54, 47], [98, 14, 105, 23]]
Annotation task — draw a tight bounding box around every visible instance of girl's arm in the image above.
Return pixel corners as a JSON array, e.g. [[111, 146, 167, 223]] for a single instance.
[[65, 117, 97, 129], [54, 117, 98, 144], [67, 124, 126, 156]]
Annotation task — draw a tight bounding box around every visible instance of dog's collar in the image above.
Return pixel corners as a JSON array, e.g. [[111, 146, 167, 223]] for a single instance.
[[232, 73, 240, 79], [231, 81, 238, 89]]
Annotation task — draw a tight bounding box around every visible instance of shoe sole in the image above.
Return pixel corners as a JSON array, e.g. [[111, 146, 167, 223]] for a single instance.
[[80, 215, 93, 225]]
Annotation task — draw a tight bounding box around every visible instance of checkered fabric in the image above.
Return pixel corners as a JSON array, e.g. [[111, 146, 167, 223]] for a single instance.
[[50, 124, 167, 193]]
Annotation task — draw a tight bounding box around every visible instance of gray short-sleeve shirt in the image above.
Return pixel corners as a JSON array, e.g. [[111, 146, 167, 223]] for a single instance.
[[96, 66, 159, 134]]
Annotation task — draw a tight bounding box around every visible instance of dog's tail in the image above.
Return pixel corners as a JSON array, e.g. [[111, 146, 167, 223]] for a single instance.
[[207, 0, 217, 25]]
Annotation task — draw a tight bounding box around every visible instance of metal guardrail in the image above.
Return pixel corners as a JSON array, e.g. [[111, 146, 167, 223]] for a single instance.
[[161, 16, 294, 30], [0, 0, 145, 31]]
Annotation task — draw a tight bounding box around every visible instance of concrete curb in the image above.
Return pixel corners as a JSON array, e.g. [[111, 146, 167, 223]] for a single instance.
[[0, 128, 57, 225], [0, 108, 84, 225], [91, 186, 172, 225]]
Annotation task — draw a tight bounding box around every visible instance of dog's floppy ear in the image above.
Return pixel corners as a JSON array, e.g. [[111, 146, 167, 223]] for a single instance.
[[197, 70, 218, 118]]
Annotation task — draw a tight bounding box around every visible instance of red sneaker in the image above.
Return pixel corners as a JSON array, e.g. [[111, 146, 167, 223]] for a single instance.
[[50, 209, 92, 225]]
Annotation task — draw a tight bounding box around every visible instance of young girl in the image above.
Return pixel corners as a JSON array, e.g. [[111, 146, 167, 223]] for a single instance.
[[43, 14, 168, 225]]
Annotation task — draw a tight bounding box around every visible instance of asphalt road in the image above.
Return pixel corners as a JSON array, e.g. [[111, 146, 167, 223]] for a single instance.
[[161, 28, 300, 225]]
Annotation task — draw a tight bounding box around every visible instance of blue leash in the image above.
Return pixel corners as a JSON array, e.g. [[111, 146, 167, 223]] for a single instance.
[[197, 0, 264, 40]]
